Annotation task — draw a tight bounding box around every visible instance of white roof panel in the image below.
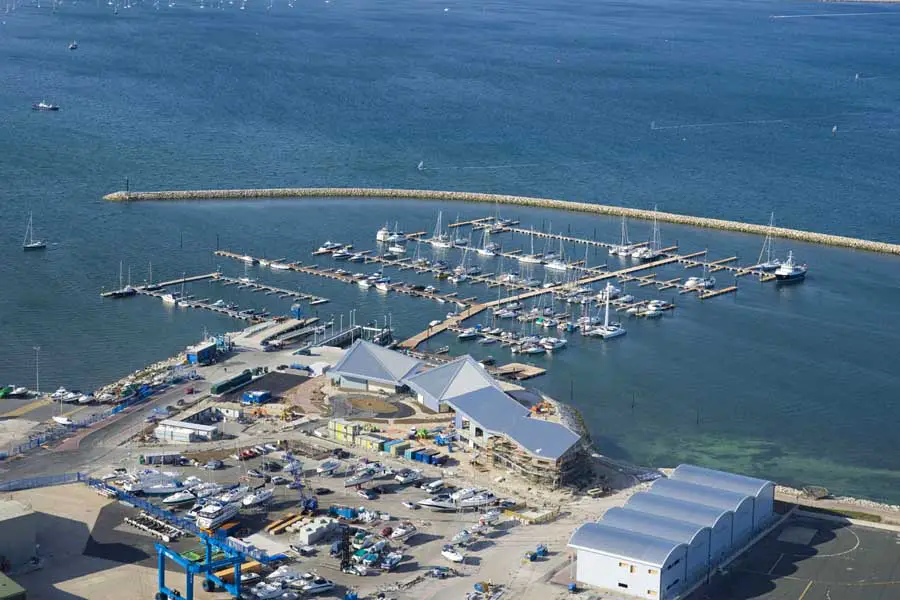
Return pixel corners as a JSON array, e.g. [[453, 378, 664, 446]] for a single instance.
[[568, 522, 685, 567], [671, 464, 773, 498]]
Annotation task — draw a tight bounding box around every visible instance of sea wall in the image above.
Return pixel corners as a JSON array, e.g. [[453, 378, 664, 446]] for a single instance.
[[102, 188, 900, 256]]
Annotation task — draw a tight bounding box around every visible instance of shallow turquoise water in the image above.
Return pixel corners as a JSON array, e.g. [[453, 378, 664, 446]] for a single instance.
[[1, 0, 899, 501]]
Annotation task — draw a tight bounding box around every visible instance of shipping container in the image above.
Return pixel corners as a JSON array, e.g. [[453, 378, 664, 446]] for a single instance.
[[404, 448, 423, 461], [210, 370, 252, 395], [389, 441, 411, 456], [382, 439, 403, 451], [328, 505, 357, 520], [241, 390, 272, 405]]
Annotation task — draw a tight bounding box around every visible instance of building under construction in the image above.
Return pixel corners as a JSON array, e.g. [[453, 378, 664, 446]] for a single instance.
[[404, 356, 589, 489]]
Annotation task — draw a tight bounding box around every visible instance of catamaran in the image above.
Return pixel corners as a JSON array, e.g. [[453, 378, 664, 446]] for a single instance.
[[22, 212, 46, 251]]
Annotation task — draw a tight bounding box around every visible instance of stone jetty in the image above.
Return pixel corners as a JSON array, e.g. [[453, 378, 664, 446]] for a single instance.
[[102, 187, 900, 256]]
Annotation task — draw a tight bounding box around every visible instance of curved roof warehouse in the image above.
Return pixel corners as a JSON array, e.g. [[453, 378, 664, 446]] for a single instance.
[[568, 464, 775, 600]]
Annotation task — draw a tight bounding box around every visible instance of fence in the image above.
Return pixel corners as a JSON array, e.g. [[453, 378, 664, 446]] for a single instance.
[[0, 387, 158, 461], [82, 478, 274, 563], [0, 472, 86, 493]]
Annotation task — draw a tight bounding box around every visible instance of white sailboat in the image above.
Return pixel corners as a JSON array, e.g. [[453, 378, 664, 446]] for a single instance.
[[518, 228, 543, 264], [23, 212, 46, 251], [476, 228, 500, 256], [587, 283, 626, 339], [430, 212, 453, 248], [631, 207, 662, 260], [754, 212, 782, 271], [544, 238, 569, 271], [609, 217, 632, 256]]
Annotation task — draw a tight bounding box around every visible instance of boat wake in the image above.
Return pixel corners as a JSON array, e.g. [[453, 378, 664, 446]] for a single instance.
[[649, 111, 872, 132]]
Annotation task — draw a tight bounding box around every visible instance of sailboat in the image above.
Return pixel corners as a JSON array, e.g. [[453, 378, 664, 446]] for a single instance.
[[609, 217, 632, 256], [518, 228, 543, 264], [476, 228, 500, 256], [545, 237, 569, 271], [587, 283, 626, 339], [107, 261, 137, 297], [23, 213, 46, 251], [631, 208, 662, 261], [430, 211, 453, 248], [684, 258, 716, 290], [754, 212, 782, 271]]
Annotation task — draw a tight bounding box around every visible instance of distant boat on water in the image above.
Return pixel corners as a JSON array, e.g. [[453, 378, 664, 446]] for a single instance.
[[68, 41, 78, 50], [23, 212, 46, 251], [32, 101, 59, 112]]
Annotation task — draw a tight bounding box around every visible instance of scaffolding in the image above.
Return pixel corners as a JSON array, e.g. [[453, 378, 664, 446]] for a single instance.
[[486, 436, 590, 489]]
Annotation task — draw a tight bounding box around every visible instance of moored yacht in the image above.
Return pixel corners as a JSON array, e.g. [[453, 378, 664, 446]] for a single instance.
[[774, 251, 807, 282]]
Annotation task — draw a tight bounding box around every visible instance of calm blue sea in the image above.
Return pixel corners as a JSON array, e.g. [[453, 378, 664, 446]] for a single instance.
[[1, 0, 900, 501]]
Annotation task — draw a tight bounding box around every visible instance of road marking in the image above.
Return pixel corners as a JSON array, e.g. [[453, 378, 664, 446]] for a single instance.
[[798, 581, 814, 600], [768, 553, 784, 575]]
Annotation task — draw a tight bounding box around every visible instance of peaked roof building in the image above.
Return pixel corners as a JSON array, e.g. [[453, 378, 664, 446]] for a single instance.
[[405, 356, 581, 461], [331, 339, 423, 389]]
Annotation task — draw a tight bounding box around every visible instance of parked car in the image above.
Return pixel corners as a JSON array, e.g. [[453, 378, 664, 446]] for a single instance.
[[247, 469, 265, 478], [288, 481, 303, 490], [357, 489, 377, 500], [402, 501, 419, 510], [204, 459, 224, 470], [264, 443, 279, 452], [314, 487, 332, 495], [270, 475, 291, 485], [372, 485, 391, 494]]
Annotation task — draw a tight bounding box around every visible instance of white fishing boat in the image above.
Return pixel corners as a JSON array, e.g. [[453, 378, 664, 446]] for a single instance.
[[450, 487, 478, 502], [774, 251, 807, 282], [457, 328, 479, 340], [387, 244, 406, 254], [52, 415, 73, 426], [161, 293, 179, 305], [22, 212, 46, 251], [195, 502, 240, 530], [541, 337, 567, 351], [144, 480, 183, 495], [317, 459, 342, 474], [374, 281, 392, 292], [458, 491, 496, 508], [441, 545, 465, 563], [684, 275, 716, 289], [332, 249, 352, 260], [390, 522, 417, 539], [242, 487, 274, 507], [317, 241, 343, 252], [345, 469, 375, 487], [270, 261, 291, 270], [190, 482, 223, 499], [239, 254, 257, 264], [417, 493, 457, 510], [357, 279, 372, 288], [394, 469, 421, 484], [163, 490, 197, 506], [216, 485, 250, 504]]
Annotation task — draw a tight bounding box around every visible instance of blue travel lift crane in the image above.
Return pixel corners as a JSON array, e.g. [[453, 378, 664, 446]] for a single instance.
[[155, 533, 244, 600]]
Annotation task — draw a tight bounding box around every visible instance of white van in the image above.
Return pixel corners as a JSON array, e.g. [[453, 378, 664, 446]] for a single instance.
[[424, 479, 445, 493]]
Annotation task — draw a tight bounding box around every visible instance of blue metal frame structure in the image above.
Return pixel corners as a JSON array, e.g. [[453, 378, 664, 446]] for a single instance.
[[155, 538, 244, 600]]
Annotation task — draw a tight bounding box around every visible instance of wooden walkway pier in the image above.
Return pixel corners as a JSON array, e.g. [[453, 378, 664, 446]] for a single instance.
[[214, 274, 329, 305]]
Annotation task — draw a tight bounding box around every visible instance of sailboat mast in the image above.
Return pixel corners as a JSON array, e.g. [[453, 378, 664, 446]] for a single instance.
[[604, 285, 610, 328]]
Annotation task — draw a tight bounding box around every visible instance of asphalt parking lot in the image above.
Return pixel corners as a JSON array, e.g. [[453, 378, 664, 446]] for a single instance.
[[692, 513, 900, 600]]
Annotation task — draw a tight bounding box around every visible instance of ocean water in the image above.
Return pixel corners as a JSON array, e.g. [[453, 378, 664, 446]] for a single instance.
[[1, 0, 900, 501]]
